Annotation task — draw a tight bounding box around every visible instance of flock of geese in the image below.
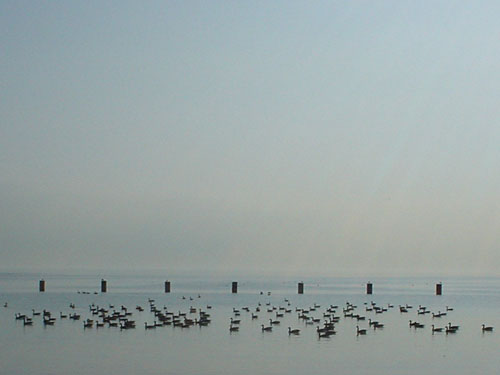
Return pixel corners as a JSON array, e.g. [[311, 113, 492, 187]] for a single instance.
[[228, 299, 494, 337], [7, 297, 495, 337]]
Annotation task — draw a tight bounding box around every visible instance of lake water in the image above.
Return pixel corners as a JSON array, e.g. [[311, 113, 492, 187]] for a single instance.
[[1, 273, 500, 374]]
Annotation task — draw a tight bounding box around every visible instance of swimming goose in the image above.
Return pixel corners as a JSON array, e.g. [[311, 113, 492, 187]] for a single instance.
[[482, 324, 494, 332], [229, 324, 239, 332], [431, 325, 443, 333], [446, 326, 457, 334], [261, 324, 272, 332], [356, 326, 367, 335], [15, 313, 26, 320]]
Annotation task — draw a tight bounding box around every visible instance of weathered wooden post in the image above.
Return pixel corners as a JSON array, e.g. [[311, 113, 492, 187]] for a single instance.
[[39, 279, 45, 292], [232, 281, 238, 294], [366, 282, 373, 295], [298, 282, 304, 294], [101, 279, 107, 293], [164, 280, 171, 293], [436, 282, 442, 296]]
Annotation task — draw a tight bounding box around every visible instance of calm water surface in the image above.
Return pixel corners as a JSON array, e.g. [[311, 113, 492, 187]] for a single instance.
[[1, 273, 499, 375]]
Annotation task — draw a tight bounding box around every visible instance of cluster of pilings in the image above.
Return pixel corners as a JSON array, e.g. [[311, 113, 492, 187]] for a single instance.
[[37, 280, 445, 295]]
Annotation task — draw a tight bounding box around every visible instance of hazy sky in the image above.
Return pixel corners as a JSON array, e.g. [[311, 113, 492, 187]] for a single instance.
[[1, 1, 499, 277]]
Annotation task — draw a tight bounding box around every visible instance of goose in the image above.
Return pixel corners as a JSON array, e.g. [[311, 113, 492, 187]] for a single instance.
[[261, 324, 272, 332], [317, 326, 328, 333], [230, 318, 241, 325], [144, 322, 156, 329], [70, 313, 81, 320], [23, 317, 33, 326], [15, 313, 26, 320], [368, 319, 378, 327], [229, 325, 239, 332], [318, 331, 333, 338], [356, 326, 367, 335], [446, 326, 458, 334], [448, 322, 460, 330], [431, 325, 443, 333], [251, 313, 258, 319], [482, 324, 494, 332], [196, 319, 209, 327], [32, 309, 41, 316], [269, 319, 280, 325], [446, 306, 454, 311], [44, 318, 55, 326], [60, 312, 67, 319]]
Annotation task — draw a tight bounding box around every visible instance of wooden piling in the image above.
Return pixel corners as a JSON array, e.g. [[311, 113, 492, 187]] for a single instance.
[[232, 281, 238, 294], [39, 279, 45, 292], [298, 282, 304, 294], [164, 280, 171, 293], [436, 282, 442, 296], [366, 282, 373, 295], [101, 279, 107, 293]]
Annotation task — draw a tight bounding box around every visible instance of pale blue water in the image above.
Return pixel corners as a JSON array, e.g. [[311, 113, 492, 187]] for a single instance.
[[1, 273, 500, 374]]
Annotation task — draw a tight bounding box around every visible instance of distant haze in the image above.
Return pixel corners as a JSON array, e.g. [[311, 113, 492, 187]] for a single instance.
[[1, 1, 499, 277]]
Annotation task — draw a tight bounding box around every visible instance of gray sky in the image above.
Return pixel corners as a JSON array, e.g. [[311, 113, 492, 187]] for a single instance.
[[1, 1, 499, 277]]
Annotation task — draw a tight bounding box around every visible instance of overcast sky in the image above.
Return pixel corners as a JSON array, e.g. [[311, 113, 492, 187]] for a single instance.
[[1, 1, 499, 277]]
